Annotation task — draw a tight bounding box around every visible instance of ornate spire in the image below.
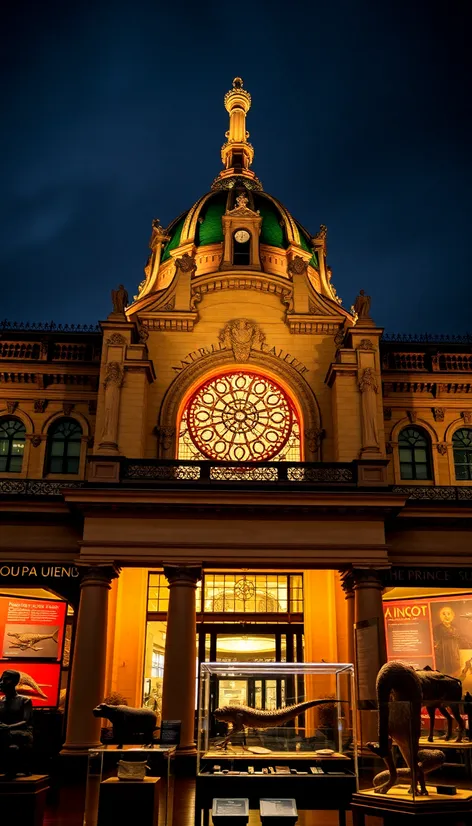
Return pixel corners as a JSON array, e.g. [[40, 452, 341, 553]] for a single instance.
[[213, 78, 262, 191]]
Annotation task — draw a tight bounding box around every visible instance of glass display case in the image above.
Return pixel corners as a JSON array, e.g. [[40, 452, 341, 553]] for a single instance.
[[196, 662, 357, 825], [355, 701, 472, 818], [83, 745, 175, 826]]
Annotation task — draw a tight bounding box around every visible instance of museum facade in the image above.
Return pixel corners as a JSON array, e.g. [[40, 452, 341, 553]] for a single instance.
[[1, 78, 472, 761]]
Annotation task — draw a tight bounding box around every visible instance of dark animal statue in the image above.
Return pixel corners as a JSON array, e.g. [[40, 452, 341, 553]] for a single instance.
[[368, 662, 427, 795], [93, 703, 157, 749], [417, 666, 464, 743]]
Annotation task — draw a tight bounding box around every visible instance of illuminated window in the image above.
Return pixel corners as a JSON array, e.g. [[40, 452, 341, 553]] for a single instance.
[[178, 371, 301, 462], [151, 650, 165, 678], [147, 572, 303, 615], [203, 574, 303, 614], [46, 418, 82, 474], [398, 427, 432, 480], [453, 428, 472, 480], [147, 573, 169, 612], [0, 418, 26, 472]]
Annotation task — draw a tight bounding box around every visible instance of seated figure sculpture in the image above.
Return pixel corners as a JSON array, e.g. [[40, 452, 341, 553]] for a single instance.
[[0, 669, 34, 779]]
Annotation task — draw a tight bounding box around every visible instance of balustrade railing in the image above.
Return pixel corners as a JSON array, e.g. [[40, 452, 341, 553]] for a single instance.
[[121, 459, 357, 485]]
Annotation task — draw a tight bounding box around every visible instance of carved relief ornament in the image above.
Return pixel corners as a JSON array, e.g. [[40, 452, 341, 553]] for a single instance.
[[437, 443, 448, 455], [107, 333, 127, 346], [433, 407, 445, 422], [6, 401, 18, 414], [103, 362, 124, 388], [175, 253, 197, 275], [305, 428, 325, 454], [218, 319, 265, 362], [358, 368, 378, 394], [288, 256, 308, 276], [461, 411, 472, 425]]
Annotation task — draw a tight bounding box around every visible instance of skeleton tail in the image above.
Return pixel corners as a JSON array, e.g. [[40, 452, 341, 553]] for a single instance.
[[52, 629, 59, 643]]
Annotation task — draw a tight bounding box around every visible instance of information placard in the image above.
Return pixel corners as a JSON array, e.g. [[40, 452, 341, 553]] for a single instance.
[[212, 798, 249, 816], [0, 595, 66, 660], [260, 798, 298, 817]]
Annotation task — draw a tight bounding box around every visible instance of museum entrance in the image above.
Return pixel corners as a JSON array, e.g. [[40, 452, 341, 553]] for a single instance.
[[144, 571, 305, 725]]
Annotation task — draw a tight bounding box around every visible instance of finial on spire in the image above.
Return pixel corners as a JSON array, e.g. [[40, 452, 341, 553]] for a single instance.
[[221, 77, 254, 173]]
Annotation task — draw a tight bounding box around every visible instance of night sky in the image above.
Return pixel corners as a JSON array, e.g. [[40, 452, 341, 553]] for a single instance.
[[2, 1, 470, 334]]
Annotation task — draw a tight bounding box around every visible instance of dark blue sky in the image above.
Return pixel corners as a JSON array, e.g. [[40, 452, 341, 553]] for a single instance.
[[2, 0, 470, 333]]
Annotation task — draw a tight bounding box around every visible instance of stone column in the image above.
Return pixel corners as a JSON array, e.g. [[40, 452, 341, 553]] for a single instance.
[[62, 566, 117, 754], [98, 362, 124, 454], [340, 572, 355, 667], [352, 568, 387, 744], [161, 565, 202, 755]]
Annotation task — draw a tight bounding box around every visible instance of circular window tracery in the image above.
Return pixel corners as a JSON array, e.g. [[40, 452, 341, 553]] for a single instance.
[[182, 371, 297, 462]]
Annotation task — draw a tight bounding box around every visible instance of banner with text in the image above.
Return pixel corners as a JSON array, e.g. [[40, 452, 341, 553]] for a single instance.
[[384, 593, 472, 690]]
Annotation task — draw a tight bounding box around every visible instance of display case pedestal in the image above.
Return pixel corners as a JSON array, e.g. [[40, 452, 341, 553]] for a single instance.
[[0, 774, 49, 826], [351, 790, 472, 825], [97, 776, 160, 826]]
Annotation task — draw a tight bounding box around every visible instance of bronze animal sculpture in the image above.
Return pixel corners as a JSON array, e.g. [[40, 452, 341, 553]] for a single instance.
[[373, 747, 445, 795], [7, 628, 59, 652], [93, 702, 157, 749], [418, 666, 464, 743], [214, 699, 341, 750], [368, 662, 428, 795], [368, 662, 458, 795]]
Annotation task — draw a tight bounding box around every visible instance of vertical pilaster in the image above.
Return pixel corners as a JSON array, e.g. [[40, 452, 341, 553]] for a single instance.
[[352, 567, 387, 745], [62, 566, 117, 754], [161, 565, 202, 754]]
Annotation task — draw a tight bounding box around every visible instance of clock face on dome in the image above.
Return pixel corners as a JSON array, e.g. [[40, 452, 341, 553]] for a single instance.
[[234, 229, 250, 244]]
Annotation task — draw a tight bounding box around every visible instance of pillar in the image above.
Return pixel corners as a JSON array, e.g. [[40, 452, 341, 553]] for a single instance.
[[161, 565, 201, 754], [62, 566, 117, 754], [352, 568, 387, 745]]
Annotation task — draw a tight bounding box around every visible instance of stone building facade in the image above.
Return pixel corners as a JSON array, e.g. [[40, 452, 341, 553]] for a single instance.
[[1, 78, 471, 759]]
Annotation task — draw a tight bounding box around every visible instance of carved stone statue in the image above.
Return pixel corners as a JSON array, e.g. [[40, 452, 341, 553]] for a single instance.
[[99, 362, 124, 453], [358, 368, 380, 452], [0, 669, 33, 779], [353, 289, 371, 319], [111, 285, 129, 315]]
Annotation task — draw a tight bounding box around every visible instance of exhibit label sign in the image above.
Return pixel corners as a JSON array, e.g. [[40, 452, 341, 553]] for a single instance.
[[0, 594, 66, 707], [384, 593, 472, 691]]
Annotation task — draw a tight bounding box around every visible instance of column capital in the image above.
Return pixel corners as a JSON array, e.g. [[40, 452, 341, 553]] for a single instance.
[[163, 564, 202, 586], [352, 567, 387, 591], [80, 564, 120, 589]]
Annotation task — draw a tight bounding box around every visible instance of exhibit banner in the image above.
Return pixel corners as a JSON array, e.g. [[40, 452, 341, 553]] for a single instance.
[[384, 593, 472, 690], [0, 595, 66, 661], [0, 660, 61, 707]]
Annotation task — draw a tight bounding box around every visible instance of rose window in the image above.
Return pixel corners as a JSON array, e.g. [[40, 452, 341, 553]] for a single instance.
[[180, 371, 299, 462]]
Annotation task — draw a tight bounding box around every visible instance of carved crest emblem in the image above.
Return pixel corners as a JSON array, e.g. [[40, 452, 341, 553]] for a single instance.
[[175, 253, 197, 275], [288, 256, 308, 276], [218, 319, 265, 362]]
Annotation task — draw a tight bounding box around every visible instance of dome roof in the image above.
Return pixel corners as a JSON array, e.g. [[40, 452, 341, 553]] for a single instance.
[[161, 186, 319, 270]]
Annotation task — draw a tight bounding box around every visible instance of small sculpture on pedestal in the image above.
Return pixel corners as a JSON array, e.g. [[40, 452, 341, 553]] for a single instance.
[[110, 284, 129, 316], [0, 669, 34, 780]]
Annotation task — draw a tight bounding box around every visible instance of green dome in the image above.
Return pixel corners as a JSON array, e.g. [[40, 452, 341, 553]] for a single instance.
[[160, 188, 318, 269]]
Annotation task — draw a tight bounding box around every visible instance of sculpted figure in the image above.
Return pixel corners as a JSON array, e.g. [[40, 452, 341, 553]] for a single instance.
[[353, 289, 371, 319], [111, 284, 129, 315], [418, 665, 464, 742], [93, 702, 157, 749], [0, 669, 33, 779], [214, 698, 341, 750], [367, 662, 454, 795]]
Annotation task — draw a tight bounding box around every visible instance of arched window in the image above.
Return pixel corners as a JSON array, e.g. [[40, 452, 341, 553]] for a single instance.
[[0, 418, 26, 472], [178, 371, 301, 462], [453, 428, 472, 481], [46, 418, 83, 474], [232, 229, 251, 265], [398, 427, 432, 480]]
